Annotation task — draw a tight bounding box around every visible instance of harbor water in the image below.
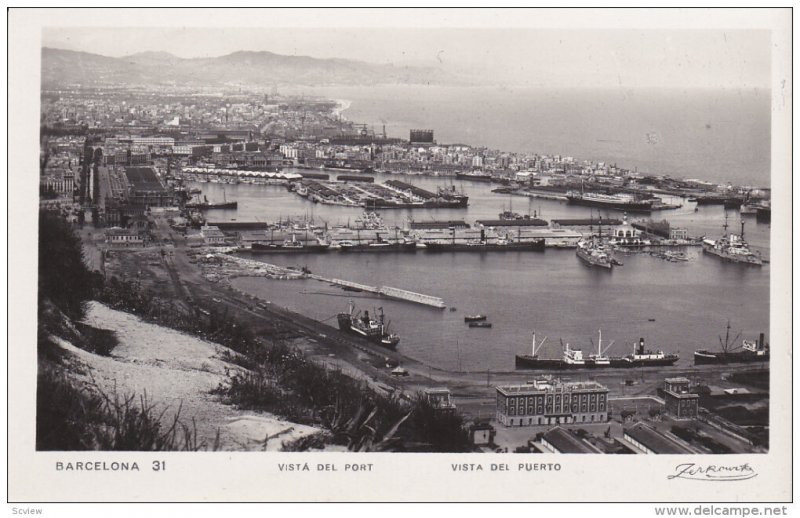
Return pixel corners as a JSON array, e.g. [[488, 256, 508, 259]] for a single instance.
[[202, 176, 771, 372]]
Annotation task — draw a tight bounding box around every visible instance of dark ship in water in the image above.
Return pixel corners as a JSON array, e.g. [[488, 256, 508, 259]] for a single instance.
[[694, 323, 769, 365], [337, 301, 399, 349], [424, 229, 545, 252], [185, 190, 238, 210], [251, 233, 330, 253], [515, 331, 679, 370], [335, 233, 417, 253], [565, 191, 654, 213]]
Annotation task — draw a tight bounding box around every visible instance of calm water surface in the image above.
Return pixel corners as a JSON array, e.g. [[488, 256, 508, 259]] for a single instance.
[[205, 177, 771, 372]]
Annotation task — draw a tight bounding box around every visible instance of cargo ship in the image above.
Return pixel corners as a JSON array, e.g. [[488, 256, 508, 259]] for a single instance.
[[334, 234, 417, 253], [515, 333, 591, 370], [701, 218, 763, 266], [694, 325, 769, 365], [364, 198, 467, 210], [425, 229, 545, 252], [515, 332, 678, 370], [251, 234, 330, 253], [566, 191, 654, 213], [337, 301, 399, 349], [185, 191, 238, 210], [384, 181, 469, 208], [610, 338, 679, 367], [456, 171, 494, 183]]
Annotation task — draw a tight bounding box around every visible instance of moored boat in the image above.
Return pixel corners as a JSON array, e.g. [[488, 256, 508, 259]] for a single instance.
[[701, 218, 762, 266], [468, 322, 492, 329], [694, 325, 769, 365], [337, 301, 400, 349], [516, 333, 678, 370], [464, 315, 487, 322], [566, 191, 653, 213]]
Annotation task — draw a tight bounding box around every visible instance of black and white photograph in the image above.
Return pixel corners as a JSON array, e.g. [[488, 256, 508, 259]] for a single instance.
[[8, 7, 792, 505]]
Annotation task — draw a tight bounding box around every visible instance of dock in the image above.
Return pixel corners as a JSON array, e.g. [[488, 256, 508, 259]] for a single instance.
[[319, 277, 446, 308], [377, 286, 446, 309]]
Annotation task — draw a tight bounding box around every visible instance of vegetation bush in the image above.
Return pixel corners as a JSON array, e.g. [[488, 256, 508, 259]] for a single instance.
[[37, 366, 212, 451]]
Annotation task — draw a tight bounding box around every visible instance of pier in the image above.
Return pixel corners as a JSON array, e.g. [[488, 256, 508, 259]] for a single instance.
[[377, 286, 446, 309], [319, 277, 446, 308]]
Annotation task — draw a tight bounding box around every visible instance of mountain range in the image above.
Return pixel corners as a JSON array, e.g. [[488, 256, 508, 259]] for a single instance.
[[41, 47, 456, 88]]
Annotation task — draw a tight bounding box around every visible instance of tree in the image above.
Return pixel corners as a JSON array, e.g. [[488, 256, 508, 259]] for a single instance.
[[38, 211, 98, 320]]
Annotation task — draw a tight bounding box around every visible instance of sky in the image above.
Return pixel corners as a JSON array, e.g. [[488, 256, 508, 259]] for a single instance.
[[42, 27, 771, 89]]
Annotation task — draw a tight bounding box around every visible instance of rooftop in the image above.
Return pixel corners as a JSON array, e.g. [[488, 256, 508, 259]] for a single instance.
[[124, 167, 165, 192], [497, 379, 607, 396], [624, 423, 694, 454], [542, 427, 602, 454], [665, 377, 691, 384]]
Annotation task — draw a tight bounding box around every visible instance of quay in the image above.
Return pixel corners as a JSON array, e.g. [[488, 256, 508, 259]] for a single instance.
[[289, 178, 468, 209], [314, 276, 446, 308]]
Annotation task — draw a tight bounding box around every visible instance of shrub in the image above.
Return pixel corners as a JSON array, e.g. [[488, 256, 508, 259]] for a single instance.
[[37, 365, 213, 451]]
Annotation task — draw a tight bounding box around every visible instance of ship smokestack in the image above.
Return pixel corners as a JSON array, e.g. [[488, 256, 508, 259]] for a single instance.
[[759, 333, 765, 350], [480, 228, 485, 242], [638, 338, 645, 355]]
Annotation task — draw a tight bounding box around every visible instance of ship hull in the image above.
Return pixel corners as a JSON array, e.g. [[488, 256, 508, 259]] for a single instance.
[[515, 356, 585, 370], [694, 351, 769, 365], [336, 314, 398, 349], [364, 200, 467, 209], [339, 243, 417, 253], [566, 197, 652, 213], [456, 173, 493, 183], [701, 243, 763, 265], [425, 240, 545, 252], [251, 243, 330, 253], [186, 202, 238, 210], [576, 248, 613, 268], [516, 355, 678, 370], [608, 356, 680, 368]]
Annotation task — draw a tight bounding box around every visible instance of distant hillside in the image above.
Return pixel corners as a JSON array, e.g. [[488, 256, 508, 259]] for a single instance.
[[42, 47, 453, 87]]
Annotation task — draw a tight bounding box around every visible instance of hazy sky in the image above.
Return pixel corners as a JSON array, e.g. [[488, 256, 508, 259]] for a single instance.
[[43, 28, 770, 89]]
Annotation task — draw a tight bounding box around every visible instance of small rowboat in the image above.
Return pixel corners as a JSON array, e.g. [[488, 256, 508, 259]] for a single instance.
[[468, 322, 492, 329], [464, 315, 487, 322]]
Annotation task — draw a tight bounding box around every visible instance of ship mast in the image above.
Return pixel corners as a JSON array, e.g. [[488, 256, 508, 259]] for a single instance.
[[598, 329, 602, 357], [531, 331, 548, 356]]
